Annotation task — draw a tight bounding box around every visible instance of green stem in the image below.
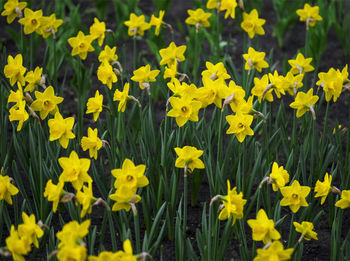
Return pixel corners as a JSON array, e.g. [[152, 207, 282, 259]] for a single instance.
[[53, 36, 57, 88], [134, 212, 140, 253], [345, 95, 350, 185], [192, 30, 200, 84], [183, 174, 188, 239], [320, 102, 330, 152], [217, 108, 223, 165]]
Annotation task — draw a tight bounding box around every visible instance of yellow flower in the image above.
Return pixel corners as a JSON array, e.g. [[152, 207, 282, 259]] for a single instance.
[[197, 77, 228, 108], [254, 241, 294, 261], [37, 13, 63, 38], [247, 209, 281, 244], [225, 80, 245, 113], [185, 8, 212, 28], [296, 3, 322, 29], [280, 180, 310, 213], [201, 61, 231, 82], [226, 112, 254, 143], [164, 63, 178, 80], [167, 96, 202, 127], [18, 8, 43, 34], [56, 220, 90, 247], [282, 72, 304, 96], [218, 180, 246, 225], [58, 151, 92, 191], [30, 86, 64, 119], [167, 78, 198, 100], [6, 225, 31, 261], [288, 53, 314, 75], [4, 54, 26, 86], [206, 0, 219, 10], [8, 82, 24, 108], [57, 244, 87, 261], [159, 42, 186, 67], [251, 74, 273, 103], [174, 146, 205, 173], [76, 182, 94, 218], [316, 67, 343, 102], [113, 82, 130, 112], [48, 112, 75, 149], [150, 10, 165, 36], [289, 88, 319, 118], [89, 17, 106, 46], [220, 0, 238, 19], [110, 185, 141, 212], [124, 13, 150, 37], [9, 100, 29, 131], [86, 90, 103, 121], [97, 62, 118, 89], [18, 212, 44, 248], [88, 251, 119, 261], [81, 127, 102, 160], [293, 221, 318, 241], [114, 239, 137, 260], [243, 47, 269, 73], [131, 64, 160, 90], [43, 179, 64, 213], [268, 70, 286, 98], [314, 173, 332, 205], [1, 0, 27, 24], [269, 162, 290, 192], [241, 9, 265, 39], [111, 158, 149, 190], [67, 31, 94, 60], [0, 174, 19, 205], [98, 45, 118, 64], [24, 67, 42, 92], [335, 190, 350, 209]]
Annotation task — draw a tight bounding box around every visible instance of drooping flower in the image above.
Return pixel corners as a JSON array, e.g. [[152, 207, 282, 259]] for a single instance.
[[43, 179, 64, 213], [1, 0, 27, 24], [18, 212, 44, 248], [314, 173, 332, 205], [243, 47, 269, 73], [0, 174, 19, 205], [288, 53, 314, 75], [9, 100, 29, 131], [97, 62, 118, 89], [81, 127, 103, 160], [124, 13, 150, 37], [4, 54, 26, 86], [226, 112, 254, 143], [293, 221, 318, 241], [289, 88, 318, 119], [67, 31, 94, 60], [113, 82, 130, 112], [269, 162, 290, 192], [58, 151, 92, 191], [167, 96, 202, 127], [8, 82, 23, 108], [37, 13, 63, 38], [48, 112, 75, 149], [174, 146, 205, 173], [86, 90, 103, 121], [224, 80, 245, 113], [185, 8, 212, 29], [296, 3, 322, 29], [150, 10, 165, 36], [241, 9, 265, 39], [30, 86, 64, 119], [89, 17, 106, 46], [24, 67, 42, 92], [335, 190, 350, 209], [280, 180, 310, 213], [109, 185, 141, 212], [316, 67, 344, 102], [219, 0, 238, 19], [18, 8, 43, 34], [6, 225, 31, 261], [76, 182, 94, 218], [254, 241, 294, 261], [159, 42, 186, 67], [114, 239, 137, 260], [247, 209, 281, 244]]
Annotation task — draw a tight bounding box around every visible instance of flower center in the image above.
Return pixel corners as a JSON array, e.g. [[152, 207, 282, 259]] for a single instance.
[[126, 175, 134, 182], [31, 19, 38, 26]]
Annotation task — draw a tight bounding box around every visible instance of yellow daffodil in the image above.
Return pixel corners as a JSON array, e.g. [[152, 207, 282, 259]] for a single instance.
[[37, 13, 63, 38], [48, 112, 75, 149], [56, 219, 90, 248], [18, 8, 43, 34], [163, 63, 178, 80], [280, 180, 310, 213], [268, 70, 286, 98], [58, 151, 92, 191], [314, 173, 332, 205], [18, 212, 44, 248], [206, 0, 219, 10], [197, 77, 228, 108], [254, 241, 293, 261], [185, 8, 212, 29], [247, 209, 281, 244], [167, 96, 202, 127], [89, 17, 106, 46], [113, 82, 130, 112], [223, 80, 245, 113], [131, 64, 160, 91], [282, 71, 304, 96], [30, 86, 64, 119], [316, 67, 343, 102], [269, 162, 290, 192], [289, 88, 318, 119], [43, 179, 64, 213], [9, 100, 29, 131], [220, 0, 238, 19], [57, 244, 87, 261], [296, 3, 322, 29], [251, 74, 273, 103], [226, 112, 254, 143], [97, 62, 118, 89], [243, 47, 269, 73], [150, 10, 165, 36], [4, 54, 26, 86], [335, 190, 350, 209], [124, 13, 150, 37], [114, 239, 137, 260], [98, 45, 118, 64], [288, 53, 314, 75], [24, 67, 42, 92], [1, 0, 27, 24], [293, 221, 318, 241], [76, 182, 94, 218], [86, 90, 103, 121], [218, 180, 246, 225], [88, 251, 119, 261], [110, 185, 141, 212], [81, 127, 102, 160], [67, 31, 94, 60], [0, 174, 19, 205], [6, 225, 31, 261], [111, 158, 149, 190], [167, 78, 198, 100], [201, 61, 230, 82], [8, 82, 24, 108], [174, 146, 205, 173], [241, 9, 265, 39], [159, 42, 186, 67]]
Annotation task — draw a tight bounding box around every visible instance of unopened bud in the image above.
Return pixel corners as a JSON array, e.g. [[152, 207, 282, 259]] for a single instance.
[[60, 192, 75, 203]]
